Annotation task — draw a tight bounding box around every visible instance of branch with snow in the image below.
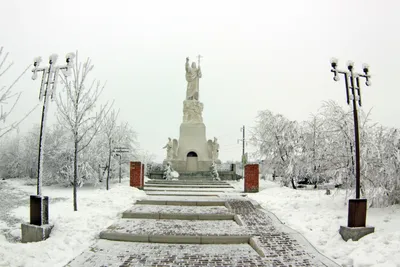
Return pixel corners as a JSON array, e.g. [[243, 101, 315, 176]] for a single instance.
[[0, 46, 36, 138]]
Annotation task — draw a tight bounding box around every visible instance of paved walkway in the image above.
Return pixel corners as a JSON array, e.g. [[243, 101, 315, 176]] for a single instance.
[[66, 180, 339, 267]]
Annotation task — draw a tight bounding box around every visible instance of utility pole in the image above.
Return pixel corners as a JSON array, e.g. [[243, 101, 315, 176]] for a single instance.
[[242, 126, 246, 163], [238, 126, 247, 176], [113, 147, 129, 183]]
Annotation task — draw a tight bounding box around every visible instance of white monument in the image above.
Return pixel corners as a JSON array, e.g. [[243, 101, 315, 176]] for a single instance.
[[163, 56, 221, 172]]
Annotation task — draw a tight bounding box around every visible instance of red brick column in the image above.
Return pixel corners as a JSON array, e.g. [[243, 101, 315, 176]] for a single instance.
[[130, 161, 143, 189], [141, 163, 145, 186], [244, 164, 259, 193]]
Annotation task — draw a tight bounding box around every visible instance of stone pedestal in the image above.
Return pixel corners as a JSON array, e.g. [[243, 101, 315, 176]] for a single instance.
[[21, 195, 52, 243], [339, 226, 375, 241], [21, 223, 53, 243], [339, 198, 374, 241], [130, 161, 143, 189], [170, 122, 212, 172], [177, 123, 208, 160], [244, 164, 259, 193]]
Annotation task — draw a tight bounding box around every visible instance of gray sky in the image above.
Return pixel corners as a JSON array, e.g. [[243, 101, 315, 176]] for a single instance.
[[1, 0, 399, 162]]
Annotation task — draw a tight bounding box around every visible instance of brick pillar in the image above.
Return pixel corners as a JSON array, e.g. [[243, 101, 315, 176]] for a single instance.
[[130, 161, 143, 189], [244, 164, 259, 193], [141, 163, 145, 186]]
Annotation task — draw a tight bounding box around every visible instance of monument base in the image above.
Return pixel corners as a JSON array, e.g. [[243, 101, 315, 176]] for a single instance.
[[168, 160, 213, 173], [21, 223, 53, 243], [339, 226, 375, 241], [149, 170, 240, 180]]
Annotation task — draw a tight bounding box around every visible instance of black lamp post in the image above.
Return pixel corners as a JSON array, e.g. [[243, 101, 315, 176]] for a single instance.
[[30, 53, 74, 226], [330, 58, 371, 228]]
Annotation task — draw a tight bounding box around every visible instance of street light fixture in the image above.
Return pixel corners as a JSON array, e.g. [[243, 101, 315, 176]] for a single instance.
[[330, 59, 374, 236], [31, 52, 74, 226]]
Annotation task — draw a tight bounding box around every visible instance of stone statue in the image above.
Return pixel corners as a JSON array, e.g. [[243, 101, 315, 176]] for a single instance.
[[162, 137, 173, 160], [185, 56, 202, 101], [183, 100, 203, 123], [163, 162, 173, 180], [212, 137, 220, 161], [210, 162, 221, 181]]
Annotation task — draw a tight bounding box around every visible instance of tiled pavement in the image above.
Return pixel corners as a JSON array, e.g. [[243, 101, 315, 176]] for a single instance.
[[66, 180, 339, 267]]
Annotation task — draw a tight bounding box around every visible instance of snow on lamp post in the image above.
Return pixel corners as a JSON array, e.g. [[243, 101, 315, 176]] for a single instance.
[[330, 58, 375, 240], [30, 53, 75, 225]]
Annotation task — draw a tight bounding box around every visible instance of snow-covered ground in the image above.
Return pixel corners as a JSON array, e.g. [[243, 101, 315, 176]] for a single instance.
[[1, 177, 399, 267], [229, 179, 400, 267], [0, 178, 146, 267]]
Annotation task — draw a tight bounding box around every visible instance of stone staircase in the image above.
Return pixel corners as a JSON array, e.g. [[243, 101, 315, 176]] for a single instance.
[[97, 179, 253, 248], [175, 171, 214, 180], [66, 179, 339, 267]]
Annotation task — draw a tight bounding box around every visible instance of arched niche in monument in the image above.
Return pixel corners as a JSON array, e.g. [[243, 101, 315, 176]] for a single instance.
[[187, 151, 198, 157], [186, 151, 198, 171]]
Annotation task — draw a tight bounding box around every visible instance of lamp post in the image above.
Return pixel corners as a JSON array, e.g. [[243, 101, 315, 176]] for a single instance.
[[31, 53, 74, 225], [330, 58, 373, 230], [113, 147, 129, 183]]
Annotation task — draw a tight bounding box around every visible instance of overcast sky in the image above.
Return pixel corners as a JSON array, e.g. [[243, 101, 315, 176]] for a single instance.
[[1, 0, 399, 162]]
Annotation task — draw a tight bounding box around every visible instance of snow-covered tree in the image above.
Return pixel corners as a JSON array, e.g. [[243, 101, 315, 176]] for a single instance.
[[0, 134, 24, 178], [251, 101, 377, 190], [317, 101, 356, 187], [137, 150, 156, 176], [0, 47, 33, 138], [56, 53, 111, 211], [112, 121, 138, 178], [298, 114, 326, 186], [102, 110, 119, 190], [363, 126, 400, 206], [21, 125, 40, 178], [250, 110, 300, 188]]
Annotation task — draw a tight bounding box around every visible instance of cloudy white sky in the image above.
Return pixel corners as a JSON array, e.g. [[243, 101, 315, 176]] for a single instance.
[[1, 0, 399, 162]]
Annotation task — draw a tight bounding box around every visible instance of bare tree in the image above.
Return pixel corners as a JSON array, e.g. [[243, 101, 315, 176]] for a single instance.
[[0, 47, 35, 138], [102, 109, 119, 190], [56, 52, 111, 211]]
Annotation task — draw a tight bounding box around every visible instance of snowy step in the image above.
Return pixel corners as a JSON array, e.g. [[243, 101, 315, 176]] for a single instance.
[[136, 198, 226, 206], [144, 184, 234, 188], [100, 218, 252, 244], [145, 191, 221, 197], [143, 187, 228, 192], [176, 176, 214, 181], [146, 180, 229, 184], [122, 212, 235, 220], [122, 205, 234, 220], [66, 240, 265, 267]]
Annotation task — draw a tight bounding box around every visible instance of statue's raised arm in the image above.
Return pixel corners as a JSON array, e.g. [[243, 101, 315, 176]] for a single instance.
[[185, 57, 190, 73]]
